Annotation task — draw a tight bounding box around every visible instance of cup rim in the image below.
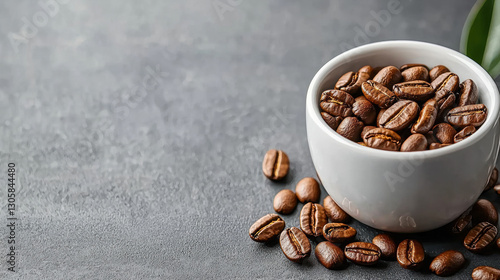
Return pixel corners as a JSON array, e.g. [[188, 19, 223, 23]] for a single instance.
[[306, 40, 500, 159]]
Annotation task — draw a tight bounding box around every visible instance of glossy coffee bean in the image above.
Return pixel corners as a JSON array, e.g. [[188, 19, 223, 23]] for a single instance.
[[431, 72, 460, 93], [295, 177, 320, 203], [429, 65, 450, 81], [279, 227, 311, 263], [323, 223, 357, 243], [494, 184, 500, 195], [323, 196, 350, 223], [400, 133, 427, 152], [400, 63, 428, 71], [451, 208, 472, 234], [352, 98, 376, 124], [361, 126, 377, 140], [485, 168, 498, 191], [432, 123, 456, 144], [321, 112, 343, 130], [411, 99, 438, 134], [363, 127, 401, 151], [378, 100, 419, 131], [397, 239, 425, 270], [429, 143, 451, 150], [472, 266, 500, 280], [464, 222, 498, 252], [249, 214, 285, 242], [433, 89, 456, 119], [425, 131, 438, 147], [361, 80, 397, 108], [401, 66, 429, 82], [273, 189, 297, 214], [359, 65, 374, 78], [336, 117, 364, 142], [471, 199, 498, 225], [454, 125, 476, 143], [429, 250, 465, 277], [315, 241, 346, 269], [458, 79, 478, 106], [393, 80, 434, 101], [300, 202, 328, 237], [320, 90, 355, 117], [447, 104, 488, 128], [344, 242, 381, 266], [262, 150, 289, 181], [376, 109, 386, 126], [335, 71, 370, 95], [373, 66, 402, 88], [372, 233, 396, 260]]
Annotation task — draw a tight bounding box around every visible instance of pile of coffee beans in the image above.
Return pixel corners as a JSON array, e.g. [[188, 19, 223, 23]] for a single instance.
[[318, 64, 488, 151], [249, 149, 500, 278]]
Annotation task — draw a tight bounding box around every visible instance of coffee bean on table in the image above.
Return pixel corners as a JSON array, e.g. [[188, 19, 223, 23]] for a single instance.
[[335, 71, 370, 95], [315, 241, 346, 269], [431, 72, 460, 93], [401, 66, 429, 82], [273, 189, 297, 215], [344, 242, 382, 266], [458, 79, 479, 106], [361, 80, 397, 108], [432, 123, 457, 144], [295, 177, 320, 203], [323, 223, 357, 243], [446, 104, 488, 128], [279, 227, 311, 263], [393, 80, 435, 101], [429, 250, 465, 277], [411, 99, 438, 134], [336, 117, 364, 142], [471, 199, 498, 225], [485, 168, 498, 191], [300, 202, 328, 237], [320, 89, 355, 117], [372, 233, 397, 260], [323, 196, 350, 223], [378, 100, 419, 131], [352, 98, 376, 124], [400, 133, 427, 152], [451, 208, 473, 234], [262, 149, 289, 181], [472, 266, 500, 280], [249, 214, 285, 242], [363, 127, 401, 151], [397, 239, 425, 270], [464, 222, 498, 253], [373, 66, 402, 88], [321, 112, 343, 130], [429, 65, 450, 81], [454, 125, 476, 143]]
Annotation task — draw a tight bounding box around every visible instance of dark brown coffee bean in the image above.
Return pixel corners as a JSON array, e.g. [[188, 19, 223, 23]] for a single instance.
[[315, 241, 345, 269], [459, 79, 479, 106], [344, 242, 381, 266], [361, 126, 377, 140], [497, 237, 500, 249], [323, 196, 350, 223], [429, 250, 465, 277], [464, 222, 498, 252], [447, 104, 487, 128], [363, 127, 401, 151], [336, 117, 364, 142], [352, 99, 376, 124], [429, 143, 451, 150], [400, 63, 428, 71], [472, 199, 498, 225], [454, 125, 476, 143], [431, 72, 460, 93], [249, 214, 285, 242], [400, 133, 427, 152], [320, 90, 355, 117], [335, 71, 370, 95], [393, 80, 434, 101], [376, 109, 386, 126], [397, 239, 425, 270], [429, 65, 450, 81], [273, 189, 298, 215], [355, 95, 368, 102], [279, 227, 311, 263], [451, 208, 472, 234], [373, 66, 402, 88], [372, 233, 396, 260], [378, 100, 419, 131], [361, 80, 397, 109], [300, 202, 328, 237], [425, 131, 438, 147], [485, 168, 498, 191], [323, 223, 357, 243], [472, 266, 500, 280], [401, 66, 429, 82], [432, 123, 456, 144], [295, 177, 320, 203], [262, 150, 289, 181], [433, 89, 456, 120], [412, 99, 438, 134], [359, 65, 374, 78], [321, 112, 343, 131]]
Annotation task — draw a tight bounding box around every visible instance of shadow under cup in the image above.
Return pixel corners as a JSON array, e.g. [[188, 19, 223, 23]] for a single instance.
[[306, 41, 500, 233]]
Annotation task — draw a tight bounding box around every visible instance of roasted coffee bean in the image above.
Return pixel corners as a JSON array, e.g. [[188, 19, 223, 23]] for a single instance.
[[359, 65, 374, 78], [472, 199, 498, 225], [295, 177, 320, 203], [355, 95, 368, 102], [432, 123, 456, 144], [401, 66, 429, 82], [494, 184, 500, 195], [336, 117, 364, 142], [425, 131, 438, 147], [472, 266, 500, 280], [454, 125, 476, 143], [485, 168, 498, 191], [400, 63, 428, 71], [344, 242, 381, 266], [358, 142, 367, 146], [352, 98, 376, 124], [429, 250, 465, 277], [320, 90, 355, 117], [429, 143, 451, 150], [273, 189, 298, 215], [397, 239, 425, 270], [412, 99, 438, 134], [429, 65, 450, 81], [249, 214, 285, 242], [321, 112, 343, 131], [262, 150, 289, 181], [464, 222, 498, 252], [315, 241, 346, 269], [378, 100, 419, 131], [361, 80, 397, 108], [373, 66, 402, 88], [497, 237, 500, 249], [451, 208, 473, 234], [335, 71, 370, 95], [363, 127, 401, 151], [393, 80, 434, 101], [323, 223, 357, 243], [459, 79, 479, 106], [376, 109, 386, 126], [400, 133, 427, 152], [431, 72, 460, 93], [433, 89, 456, 119], [447, 104, 487, 128], [361, 126, 377, 140], [279, 227, 311, 263], [372, 233, 396, 260], [323, 196, 350, 223], [300, 202, 328, 237]]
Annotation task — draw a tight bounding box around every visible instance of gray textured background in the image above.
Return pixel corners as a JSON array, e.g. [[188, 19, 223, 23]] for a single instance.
[[0, 0, 499, 279]]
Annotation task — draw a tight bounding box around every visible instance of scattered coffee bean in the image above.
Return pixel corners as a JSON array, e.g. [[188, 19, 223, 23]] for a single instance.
[[429, 250, 465, 277], [401, 133, 427, 152], [320, 89, 355, 117], [300, 202, 328, 237], [472, 266, 500, 280], [273, 189, 298, 215], [249, 214, 285, 242], [279, 227, 311, 263], [323, 196, 350, 223], [432, 123, 456, 144], [295, 177, 321, 203], [335, 71, 370, 95], [361, 80, 397, 108], [321, 112, 343, 130], [352, 98, 376, 124], [411, 99, 438, 134], [262, 149, 289, 181], [472, 199, 498, 225], [454, 125, 476, 143], [401, 66, 429, 82], [429, 65, 450, 81], [336, 117, 364, 142], [378, 100, 419, 131], [315, 241, 346, 269], [447, 104, 488, 128], [431, 72, 460, 93], [363, 127, 401, 151], [323, 223, 357, 243], [344, 242, 381, 266], [373, 66, 402, 89], [464, 222, 498, 253], [429, 143, 451, 150], [393, 80, 434, 101], [397, 239, 425, 270], [372, 233, 396, 260], [458, 79, 479, 106], [451, 208, 473, 234], [485, 168, 498, 191]]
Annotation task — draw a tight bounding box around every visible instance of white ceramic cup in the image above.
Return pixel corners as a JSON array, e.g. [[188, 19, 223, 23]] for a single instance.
[[306, 41, 500, 233]]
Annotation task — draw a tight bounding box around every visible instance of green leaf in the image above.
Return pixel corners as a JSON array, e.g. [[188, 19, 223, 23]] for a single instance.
[[461, 0, 500, 78]]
